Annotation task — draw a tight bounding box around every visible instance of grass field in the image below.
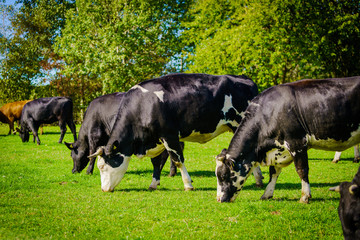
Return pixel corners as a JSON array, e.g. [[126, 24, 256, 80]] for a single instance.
[[0, 123, 358, 239]]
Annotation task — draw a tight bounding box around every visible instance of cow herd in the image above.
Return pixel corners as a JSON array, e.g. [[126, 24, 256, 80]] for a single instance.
[[1, 73, 360, 238]]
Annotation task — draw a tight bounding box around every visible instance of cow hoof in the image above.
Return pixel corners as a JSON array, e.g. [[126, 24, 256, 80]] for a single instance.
[[332, 160, 339, 163], [256, 182, 264, 188], [354, 157, 360, 163], [260, 195, 273, 200], [148, 187, 157, 191], [299, 194, 311, 204], [184, 187, 194, 191], [169, 170, 177, 177]]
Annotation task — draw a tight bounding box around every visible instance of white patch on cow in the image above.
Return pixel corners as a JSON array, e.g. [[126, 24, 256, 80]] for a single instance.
[[333, 151, 342, 162], [145, 141, 165, 158], [261, 167, 282, 200], [149, 177, 160, 190], [215, 160, 225, 200], [179, 162, 194, 190], [222, 95, 241, 117], [249, 101, 260, 107], [300, 179, 311, 203], [162, 139, 193, 190], [131, 85, 149, 93], [97, 154, 131, 192], [306, 125, 360, 151], [153, 91, 164, 102], [262, 140, 293, 167], [162, 139, 181, 160]]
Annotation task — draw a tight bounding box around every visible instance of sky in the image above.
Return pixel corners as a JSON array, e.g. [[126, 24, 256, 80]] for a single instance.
[[4, 0, 17, 5]]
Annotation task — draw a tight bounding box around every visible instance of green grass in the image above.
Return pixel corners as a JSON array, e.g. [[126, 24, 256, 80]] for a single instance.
[[0, 123, 358, 239]]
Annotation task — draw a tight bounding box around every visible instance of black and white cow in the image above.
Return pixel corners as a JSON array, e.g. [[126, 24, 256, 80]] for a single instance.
[[89, 73, 263, 192], [17, 97, 77, 145], [333, 145, 360, 163], [330, 166, 360, 240], [216, 76, 360, 203], [65, 92, 182, 190]]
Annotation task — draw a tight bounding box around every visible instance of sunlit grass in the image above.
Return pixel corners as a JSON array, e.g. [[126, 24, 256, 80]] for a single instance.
[[0, 123, 358, 239]]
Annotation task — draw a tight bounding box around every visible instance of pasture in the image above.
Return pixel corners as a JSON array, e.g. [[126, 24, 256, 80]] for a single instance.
[[0, 124, 358, 239]]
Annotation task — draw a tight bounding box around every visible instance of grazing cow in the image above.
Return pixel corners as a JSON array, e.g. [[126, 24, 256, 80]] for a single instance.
[[17, 97, 77, 145], [333, 145, 360, 163], [330, 166, 360, 240], [89, 73, 263, 192], [0, 100, 32, 135], [216, 76, 360, 203], [64, 92, 182, 190]]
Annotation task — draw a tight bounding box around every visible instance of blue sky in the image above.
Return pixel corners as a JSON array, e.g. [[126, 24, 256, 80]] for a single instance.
[[4, 0, 17, 5]]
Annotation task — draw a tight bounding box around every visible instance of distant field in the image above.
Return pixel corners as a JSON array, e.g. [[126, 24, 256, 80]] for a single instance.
[[0, 123, 358, 239]]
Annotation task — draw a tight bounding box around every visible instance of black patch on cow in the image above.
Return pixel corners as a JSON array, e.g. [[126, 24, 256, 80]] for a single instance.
[[103, 154, 124, 168]]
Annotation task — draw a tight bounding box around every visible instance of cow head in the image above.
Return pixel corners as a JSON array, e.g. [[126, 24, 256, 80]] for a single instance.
[[215, 149, 255, 202], [89, 147, 131, 192], [65, 142, 89, 173], [330, 169, 360, 239], [16, 127, 29, 142]]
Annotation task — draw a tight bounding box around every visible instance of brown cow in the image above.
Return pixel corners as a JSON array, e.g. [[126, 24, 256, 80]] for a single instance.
[[0, 100, 32, 135]]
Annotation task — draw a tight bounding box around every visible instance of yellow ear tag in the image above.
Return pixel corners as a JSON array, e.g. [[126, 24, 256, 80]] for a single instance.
[[113, 145, 117, 150]]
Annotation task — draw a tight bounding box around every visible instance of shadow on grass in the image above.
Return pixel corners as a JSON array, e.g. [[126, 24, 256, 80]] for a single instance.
[[310, 158, 356, 162], [127, 169, 216, 177]]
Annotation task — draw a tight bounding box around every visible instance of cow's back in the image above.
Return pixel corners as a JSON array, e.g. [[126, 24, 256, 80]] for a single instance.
[[125, 73, 257, 134], [0, 100, 31, 120], [81, 93, 124, 139], [247, 76, 360, 152], [21, 97, 73, 123]]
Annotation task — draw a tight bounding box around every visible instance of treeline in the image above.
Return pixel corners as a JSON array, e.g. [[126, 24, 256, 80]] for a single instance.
[[1, 0, 360, 121]]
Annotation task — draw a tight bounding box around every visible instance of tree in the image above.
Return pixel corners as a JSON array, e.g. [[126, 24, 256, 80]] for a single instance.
[[181, 0, 360, 91], [0, 0, 76, 102], [55, 0, 190, 96]]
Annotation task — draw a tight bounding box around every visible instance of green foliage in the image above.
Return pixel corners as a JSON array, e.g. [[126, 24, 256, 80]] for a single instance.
[[55, 0, 190, 94], [182, 0, 360, 91], [0, 124, 357, 239], [0, 0, 75, 102]]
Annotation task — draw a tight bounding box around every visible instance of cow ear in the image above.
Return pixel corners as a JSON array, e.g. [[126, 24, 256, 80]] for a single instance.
[[65, 142, 74, 150], [349, 184, 359, 195], [216, 148, 227, 162]]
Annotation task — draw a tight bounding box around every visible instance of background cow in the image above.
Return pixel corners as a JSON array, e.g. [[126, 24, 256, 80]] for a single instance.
[[17, 97, 77, 145], [90, 73, 263, 192], [65, 92, 183, 190], [330, 166, 360, 240], [333, 145, 360, 163], [0, 100, 32, 135], [0, 111, 10, 131], [216, 76, 360, 203]]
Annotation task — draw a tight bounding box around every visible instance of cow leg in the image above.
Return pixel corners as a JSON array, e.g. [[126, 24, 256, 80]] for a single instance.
[[58, 121, 67, 143], [261, 166, 282, 200], [162, 139, 194, 191], [332, 151, 342, 163], [169, 142, 184, 177], [9, 121, 14, 135], [253, 166, 264, 188], [293, 150, 311, 203], [149, 151, 168, 190], [32, 128, 40, 145], [86, 144, 96, 175], [67, 119, 77, 142], [354, 145, 360, 163]]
